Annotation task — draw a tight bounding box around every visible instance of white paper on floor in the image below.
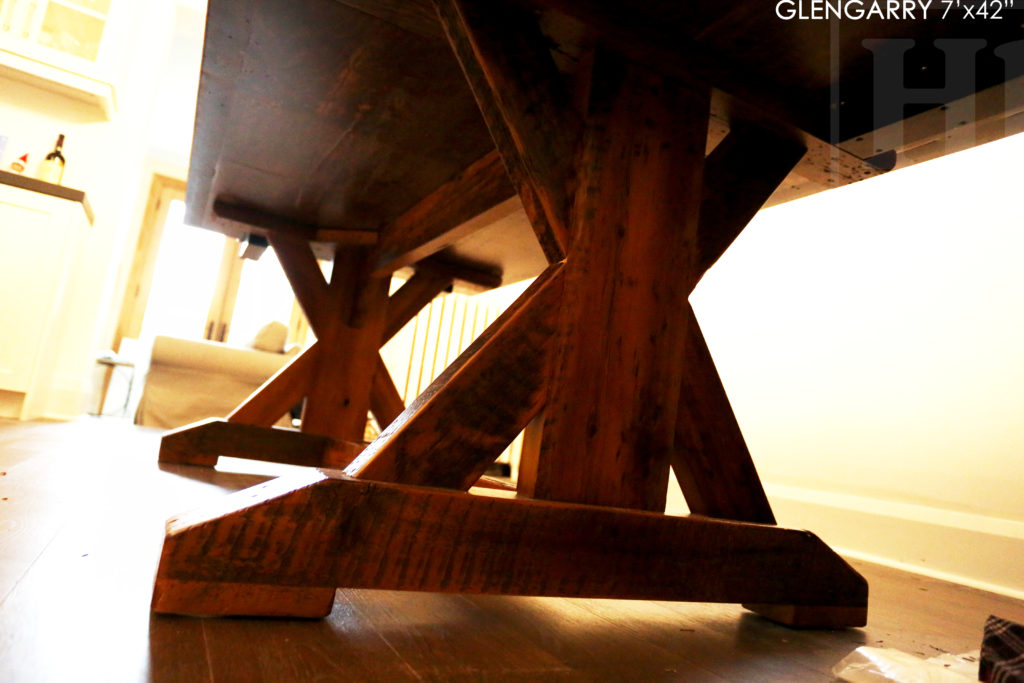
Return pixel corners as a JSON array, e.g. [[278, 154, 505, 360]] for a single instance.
[[831, 646, 980, 682]]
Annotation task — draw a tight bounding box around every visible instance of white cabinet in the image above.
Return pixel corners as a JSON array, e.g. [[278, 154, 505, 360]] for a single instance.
[[0, 0, 121, 118], [0, 176, 90, 419]]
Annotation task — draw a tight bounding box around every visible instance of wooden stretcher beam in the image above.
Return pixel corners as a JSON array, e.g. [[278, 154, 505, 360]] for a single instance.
[[415, 254, 504, 291], [213, 200, 378, 246], [152, 470, 868, 627]]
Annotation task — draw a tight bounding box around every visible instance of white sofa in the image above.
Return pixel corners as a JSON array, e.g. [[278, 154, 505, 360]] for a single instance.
[[134, 334, 298, 429]]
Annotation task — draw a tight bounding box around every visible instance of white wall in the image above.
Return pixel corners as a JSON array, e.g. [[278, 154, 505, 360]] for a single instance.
[[144, 3, 204, 170], [99, 2, 205, 354], [0, 0, 195, 417], [676, 132, 1024, 597]]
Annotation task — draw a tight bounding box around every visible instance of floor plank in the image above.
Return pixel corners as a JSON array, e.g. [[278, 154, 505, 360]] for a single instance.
[[343, 591, 579, 681], [201, 598, 423, 682], [1, 417, 1022, 682]]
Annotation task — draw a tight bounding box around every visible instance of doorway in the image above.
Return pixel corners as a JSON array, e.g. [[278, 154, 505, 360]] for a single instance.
[[115, 175, 307, 350], [101, 174, 307, 416]]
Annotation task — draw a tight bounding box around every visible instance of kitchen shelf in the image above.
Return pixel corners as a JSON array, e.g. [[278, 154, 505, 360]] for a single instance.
[[0, 168, 94, 224]]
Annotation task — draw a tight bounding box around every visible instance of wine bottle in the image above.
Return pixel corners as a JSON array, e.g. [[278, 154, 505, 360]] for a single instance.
[[37, 134, 65, 184]]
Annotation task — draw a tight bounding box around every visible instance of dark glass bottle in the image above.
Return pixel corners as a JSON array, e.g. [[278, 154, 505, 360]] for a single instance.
[[38, 134, 66, 184]]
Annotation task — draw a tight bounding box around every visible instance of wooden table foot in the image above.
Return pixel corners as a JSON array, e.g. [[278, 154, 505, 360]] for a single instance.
[[158, 419, 347, 468], [152, 579, 336, 618], [743, 604, 868, 629], [153, 470, 867, 626]]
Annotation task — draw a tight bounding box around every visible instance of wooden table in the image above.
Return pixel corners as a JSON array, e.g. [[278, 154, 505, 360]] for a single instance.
[[151, 0, 1024, 627]]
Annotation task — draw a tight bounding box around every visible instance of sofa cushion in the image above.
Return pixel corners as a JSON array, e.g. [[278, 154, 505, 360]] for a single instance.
[[149, 335, 288, 383], [137, 335, 297, 429], [250, 321, 288, 353]]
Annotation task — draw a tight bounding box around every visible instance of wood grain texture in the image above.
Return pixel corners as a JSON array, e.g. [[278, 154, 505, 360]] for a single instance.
[[434, 0, 578, 262], [213, 200, 377, 245], [214, 244, 459, 461], [265, 233, 388, 447], [228, 343, 318, 427], [369, 357, 406, 428], [339, 590, 573, 679], [187, 0, 1024, 279], [191, 0, 496, 236], [371, 151, 516, 277], [302, 248, 390, 445], [530, 54, 709, 512], [152, 581, 337, 619], [152, 470, 867, 625], [230, 259, 449, 431], [661, 124, 806, 525], [346, 264, 562, 489], [673, 306, 776, 524], [268, 231, 331, 330], [158, 419, 340, 469]]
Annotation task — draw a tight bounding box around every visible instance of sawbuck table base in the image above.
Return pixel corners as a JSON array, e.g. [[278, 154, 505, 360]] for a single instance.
[[153, 0, 868, 629]]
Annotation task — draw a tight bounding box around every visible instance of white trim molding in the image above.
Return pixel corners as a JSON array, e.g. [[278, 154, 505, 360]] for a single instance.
[[764, 483, 1024, 600]]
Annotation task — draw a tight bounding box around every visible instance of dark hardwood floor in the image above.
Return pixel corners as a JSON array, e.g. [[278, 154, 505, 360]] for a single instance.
[[1, 418, 1021, 681]]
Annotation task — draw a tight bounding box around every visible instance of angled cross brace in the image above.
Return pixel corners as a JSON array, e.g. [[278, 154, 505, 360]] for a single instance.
[[228, 342, 318, 427], [346, 263, 563, 489], [152, 470, 868, 627], [434, 0, 578, 261], [159, 257, 454, 470], [669, 125, 806, 525]]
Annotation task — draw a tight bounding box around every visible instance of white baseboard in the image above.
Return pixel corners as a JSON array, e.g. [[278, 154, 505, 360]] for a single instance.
[[764, 482, 1024, 601]]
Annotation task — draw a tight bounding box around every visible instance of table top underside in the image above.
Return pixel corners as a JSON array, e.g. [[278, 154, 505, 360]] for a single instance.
[[186, 0, 1024, 285]]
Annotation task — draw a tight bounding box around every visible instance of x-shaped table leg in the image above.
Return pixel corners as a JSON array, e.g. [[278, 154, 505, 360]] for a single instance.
[[153, 0, 867, 628]]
